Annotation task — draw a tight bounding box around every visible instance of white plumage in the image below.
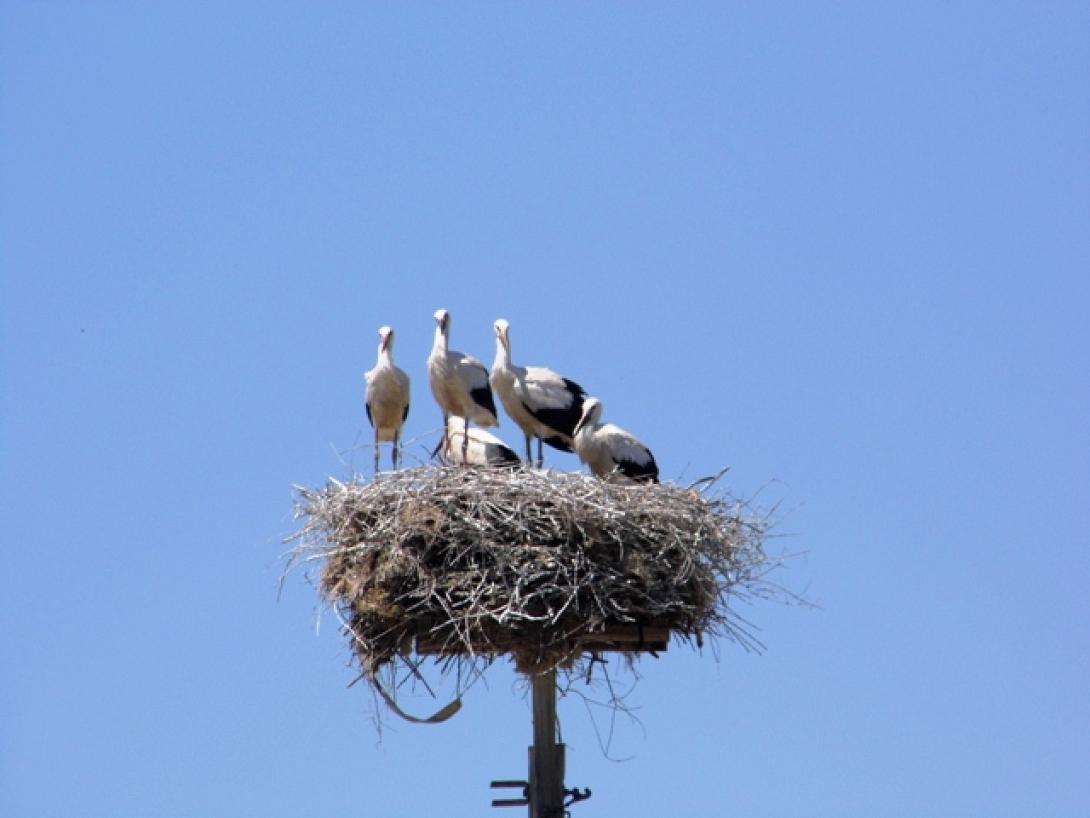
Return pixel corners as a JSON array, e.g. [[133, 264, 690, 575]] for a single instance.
[[572, 397, 659, 483], [427, 308, 499, 460], [490, 318, 586, 466], [364, 325, 410, 473], [439, 417, 520, 467]]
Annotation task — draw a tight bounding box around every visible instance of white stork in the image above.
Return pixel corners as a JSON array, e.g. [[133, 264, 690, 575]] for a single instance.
[[572, 397, 659, 483], [364, 325, 410, 473], [439, 417, 520, 467], [490, 318, 586, 467], [427, 308, 499, 460]]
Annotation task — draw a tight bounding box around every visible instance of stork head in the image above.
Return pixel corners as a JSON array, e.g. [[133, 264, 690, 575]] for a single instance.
[[433, 308, 450, 333], [378, 325, 394, 353], [574, 397, 603, 436], [493, 318, 511, 351]]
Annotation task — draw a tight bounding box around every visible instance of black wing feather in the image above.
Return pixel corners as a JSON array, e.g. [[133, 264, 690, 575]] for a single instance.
[[486, 443, 521, 467], [470, 385, 498, 418], [615, 451, 659, 483], [539, 434, 574, 454], [523, 380, 586, 437], [365, 402, 374, 428]]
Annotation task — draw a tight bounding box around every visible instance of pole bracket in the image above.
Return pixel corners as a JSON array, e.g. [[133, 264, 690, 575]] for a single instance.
[[490, 779, 529, 808], [564, 787, 592, 808]]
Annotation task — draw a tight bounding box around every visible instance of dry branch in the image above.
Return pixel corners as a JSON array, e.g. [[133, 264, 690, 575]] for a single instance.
[[286, 465, 774, 702]]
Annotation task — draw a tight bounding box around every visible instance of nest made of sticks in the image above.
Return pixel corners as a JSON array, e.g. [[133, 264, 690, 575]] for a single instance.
[[288, 466, 774, 688]]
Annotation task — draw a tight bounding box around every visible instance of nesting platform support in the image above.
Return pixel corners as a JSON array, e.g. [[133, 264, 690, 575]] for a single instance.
[[293, 469, 772, 814], [415, 623, 671, 668], [530, 670, 564, 818]]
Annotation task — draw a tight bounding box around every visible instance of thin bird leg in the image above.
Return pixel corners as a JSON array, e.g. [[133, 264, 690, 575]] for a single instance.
[[430, 414, 447, 461], [392, 431, 400, 470], [373, 430, 381, 476], [440, 412, 449, 459], [429, 436, 444, 459], [536, 437, 544, 469], [524, 434, 533, 465], [462, 416, 470, 462]]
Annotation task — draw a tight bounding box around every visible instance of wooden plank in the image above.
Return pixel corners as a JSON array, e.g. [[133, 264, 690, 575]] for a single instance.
[[414, 624, 671, 656], [577, 625, 669, 650], [577, 638, 667, 652]]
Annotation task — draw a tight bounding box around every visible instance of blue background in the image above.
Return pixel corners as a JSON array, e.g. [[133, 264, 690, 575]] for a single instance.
[[3, 4, 1087, 816]]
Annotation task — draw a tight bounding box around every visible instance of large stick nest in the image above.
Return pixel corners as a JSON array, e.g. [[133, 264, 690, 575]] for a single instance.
[[289, 466, 774, 687]]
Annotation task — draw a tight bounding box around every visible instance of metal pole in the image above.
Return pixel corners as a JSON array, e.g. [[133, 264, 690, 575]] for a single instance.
[[529, 669, 564, 818]]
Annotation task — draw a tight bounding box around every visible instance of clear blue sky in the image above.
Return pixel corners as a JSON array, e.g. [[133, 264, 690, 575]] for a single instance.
[[3, 4, 1088, 816]]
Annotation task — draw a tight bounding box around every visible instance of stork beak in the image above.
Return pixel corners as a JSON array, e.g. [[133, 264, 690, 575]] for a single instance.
[[380, 333, 391, 352], [573, 412, 588, 437]]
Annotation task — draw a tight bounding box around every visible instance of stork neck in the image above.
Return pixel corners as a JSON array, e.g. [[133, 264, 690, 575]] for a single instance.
[[494, 338, 511, 370], [432, 324, 448, 354], [578, 405, 603, 436]]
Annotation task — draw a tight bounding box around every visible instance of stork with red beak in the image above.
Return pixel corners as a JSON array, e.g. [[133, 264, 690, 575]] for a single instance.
[[572, 397, 659, 483], [427, 309, 499, 461], [490, 318, 586, 467], [364, 325, 411, 473], [439, 417, 520, 467]]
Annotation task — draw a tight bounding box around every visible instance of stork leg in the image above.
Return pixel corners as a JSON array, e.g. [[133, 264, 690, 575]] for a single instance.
[[440, 412, 449, 461], [373, 430, 381, 477], [536, 437, 544, 469], [392, 431, 400, 470], [524, 434, 533, 465], [462, 416, 470, 462]]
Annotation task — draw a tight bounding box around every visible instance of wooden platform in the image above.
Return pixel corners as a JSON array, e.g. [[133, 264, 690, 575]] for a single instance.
[[414, 624, 670, 657]]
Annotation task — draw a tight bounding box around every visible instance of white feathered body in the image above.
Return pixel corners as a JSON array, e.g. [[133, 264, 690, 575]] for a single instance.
[[441, 417, 519, 467], [490, 361, 584, 452], [428, 320, 498, 427], [573, 399, 659, 483], [365, 359, 410, 442]]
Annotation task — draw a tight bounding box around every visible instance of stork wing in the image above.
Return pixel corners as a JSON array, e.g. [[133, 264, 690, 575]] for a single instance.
[[452, 352, 489, 386], [614, 452, 659, 483], [539, 434, 574, 454], [443, 422, 519, 467], [521, 371, 586, 437], [453, 353, 499, 419], [603, 425, 659, 483], [397, 367, 411, 422], [486, 442, 520, 466], [364, 374, 376, 428], [472, 427, 520, 466], [468, 384, 496, 418]]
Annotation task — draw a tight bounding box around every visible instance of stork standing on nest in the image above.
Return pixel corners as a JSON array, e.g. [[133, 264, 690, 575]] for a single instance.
[[439, 417, 520, 467], [427, 308, 499, 461], [490, 318, 587, 467], [573, 397, 659, 483], [364, 325, 410, 473]]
